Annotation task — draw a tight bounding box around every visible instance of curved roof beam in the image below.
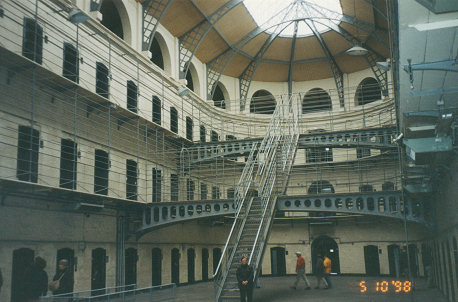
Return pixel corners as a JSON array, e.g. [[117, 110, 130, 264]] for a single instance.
[[178, 0, 243, 78], [304, 18, 345, 107], [141, 0, 174, 51], [288, 21, 299, 95]]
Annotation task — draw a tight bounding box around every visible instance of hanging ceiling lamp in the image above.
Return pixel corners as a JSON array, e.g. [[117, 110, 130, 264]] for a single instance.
[[346, 45, 368, 56]]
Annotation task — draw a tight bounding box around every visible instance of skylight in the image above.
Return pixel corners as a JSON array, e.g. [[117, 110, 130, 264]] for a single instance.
[[243, 0, 343, 37]]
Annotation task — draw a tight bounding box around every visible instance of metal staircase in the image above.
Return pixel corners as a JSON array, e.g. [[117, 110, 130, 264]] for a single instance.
[[213, 96, 299, 302]]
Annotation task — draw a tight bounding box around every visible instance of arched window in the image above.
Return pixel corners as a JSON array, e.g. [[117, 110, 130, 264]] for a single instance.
[[250, 90, 276, 114], [185, 70, 194, 92], [150, 37, 164, 69], [211, 130, 219, 142], [308, 180, 335, 194], [126, 80, 137, 113], [200, 125, 206, 142], [63, 43, 79, 83], [302, 88, 332, 114], [22, 18, 43, 64], [355, 77, 381, 105], [100, 0, 124, 39], [186, 117, 193, 141], [152, 96, 161, 125], [212, 83, 226, 109], [170, 107, 178, 133]]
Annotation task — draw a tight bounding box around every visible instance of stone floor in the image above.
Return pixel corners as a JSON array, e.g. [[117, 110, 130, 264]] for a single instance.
[[175, 275, 447, 302]]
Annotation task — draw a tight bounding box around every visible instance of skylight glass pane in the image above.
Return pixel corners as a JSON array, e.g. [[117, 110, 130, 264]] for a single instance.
[[243, 0, 343, 37]]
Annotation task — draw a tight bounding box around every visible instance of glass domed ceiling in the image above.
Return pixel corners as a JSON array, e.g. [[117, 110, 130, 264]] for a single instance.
[[243, 0, 343, 37]]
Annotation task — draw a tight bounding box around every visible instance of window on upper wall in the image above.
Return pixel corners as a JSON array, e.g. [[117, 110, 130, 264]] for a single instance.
[[170, 107, 178, 133], [200, 125, 206, 143], [226, 135, 236, 141], [186, 179, 195, 201], [211, 186, 220, 199], [186, 117, 193, 141], [355, 77, 381, 106], [152, 168, 162, 202], [212, 83, 226, 109], [306, 147, 333, 163], [185, 69, 194, 92], [302, 88, 332, 114], [152, 96, 161, 125], [17, 126, 39, 183], [200, 183, 208, 200], [250, 90, 276, 114], [60, 139, 77, 190], [96, 62, 109, 98], [100, 0, 124, 39], [127, 80, 137, 113], [357, 147, 371, 158], [22, 18, 43, 64], [171, 174, 179, 201], [227, 188, 235, 199], [63, 43, 79, 83], [211, 130, 219, 142], [126, 159, 137, 201], [94, 149, 109, 195], [150, 37, 164, 70]]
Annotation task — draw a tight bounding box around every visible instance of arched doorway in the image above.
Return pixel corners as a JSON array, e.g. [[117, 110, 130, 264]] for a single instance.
[[91, 248, 106, 296], [213, 248, 222, 274], [125, 248, 137, 287], [151, 248, 162, 286], [187, 248, 195, 283], [270, 247, 286, 276], [388, 244, 400, 277], [11, 248, 34, 302], [311, 236, 340, 274], [202, 248, 209, 281], [56, 248, 75, 292], [364, 245, 380, 276], [171, 248, 180, 284]]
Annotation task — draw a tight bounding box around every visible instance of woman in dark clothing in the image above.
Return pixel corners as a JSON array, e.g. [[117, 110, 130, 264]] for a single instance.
[[236, 257, 254, 302], [52, 259, 74, 297], [23, 257, 48, 302]]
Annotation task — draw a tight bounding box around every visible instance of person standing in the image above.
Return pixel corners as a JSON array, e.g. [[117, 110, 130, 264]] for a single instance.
[[314, 254, 328, 289], [290, 251, 311, 290], [23, 257, 48, 302], [51, 259, 74, 297], [236, 257, 254, 302], [323, 254, 332, 289]]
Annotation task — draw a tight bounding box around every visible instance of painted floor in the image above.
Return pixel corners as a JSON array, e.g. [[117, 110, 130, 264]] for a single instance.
[[175, 275, 448, 302]]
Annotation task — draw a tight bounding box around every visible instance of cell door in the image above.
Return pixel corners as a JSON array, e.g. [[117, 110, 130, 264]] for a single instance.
[[125, 248, 137, 288], [91, 248, 106, 296], [187, 248, 195, 283], [202, 248, 209, 281], [151, 248, 162, 286], [364, 245, 380, 276], [213, 248, 222, 274], [388, 244, 400, 277], [171, 248, 180, 284], [11, 248, 34, 302], [270, 247, 286, 276]]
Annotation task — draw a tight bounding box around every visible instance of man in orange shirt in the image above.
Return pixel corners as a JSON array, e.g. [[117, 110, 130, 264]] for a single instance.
[[290, 251, 311, 290], [323, 254, 332, 289]]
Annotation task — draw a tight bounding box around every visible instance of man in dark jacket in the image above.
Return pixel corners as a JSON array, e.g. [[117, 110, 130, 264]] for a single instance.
[[23, 257, 48, 302], [236, 257, 254, 302], [52, 259, 74, 297], [314, 254, 328, 289]]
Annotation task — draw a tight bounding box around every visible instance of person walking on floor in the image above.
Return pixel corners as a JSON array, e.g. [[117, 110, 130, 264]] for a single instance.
[[23, 256, 48, 302], [323, 254, 332, 289], [290, 251, 311, 290], [236, 256, 254, 302], [314, 254, 328, 289]]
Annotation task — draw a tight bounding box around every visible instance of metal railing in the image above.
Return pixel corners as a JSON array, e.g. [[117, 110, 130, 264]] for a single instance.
[[39, 284, 176, 302]]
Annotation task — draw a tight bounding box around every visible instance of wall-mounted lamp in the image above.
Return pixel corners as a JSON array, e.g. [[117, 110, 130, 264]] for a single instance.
[[346, 45, 368, 56], [177, 86, 190, 97], [69, 8, 90, 24]]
